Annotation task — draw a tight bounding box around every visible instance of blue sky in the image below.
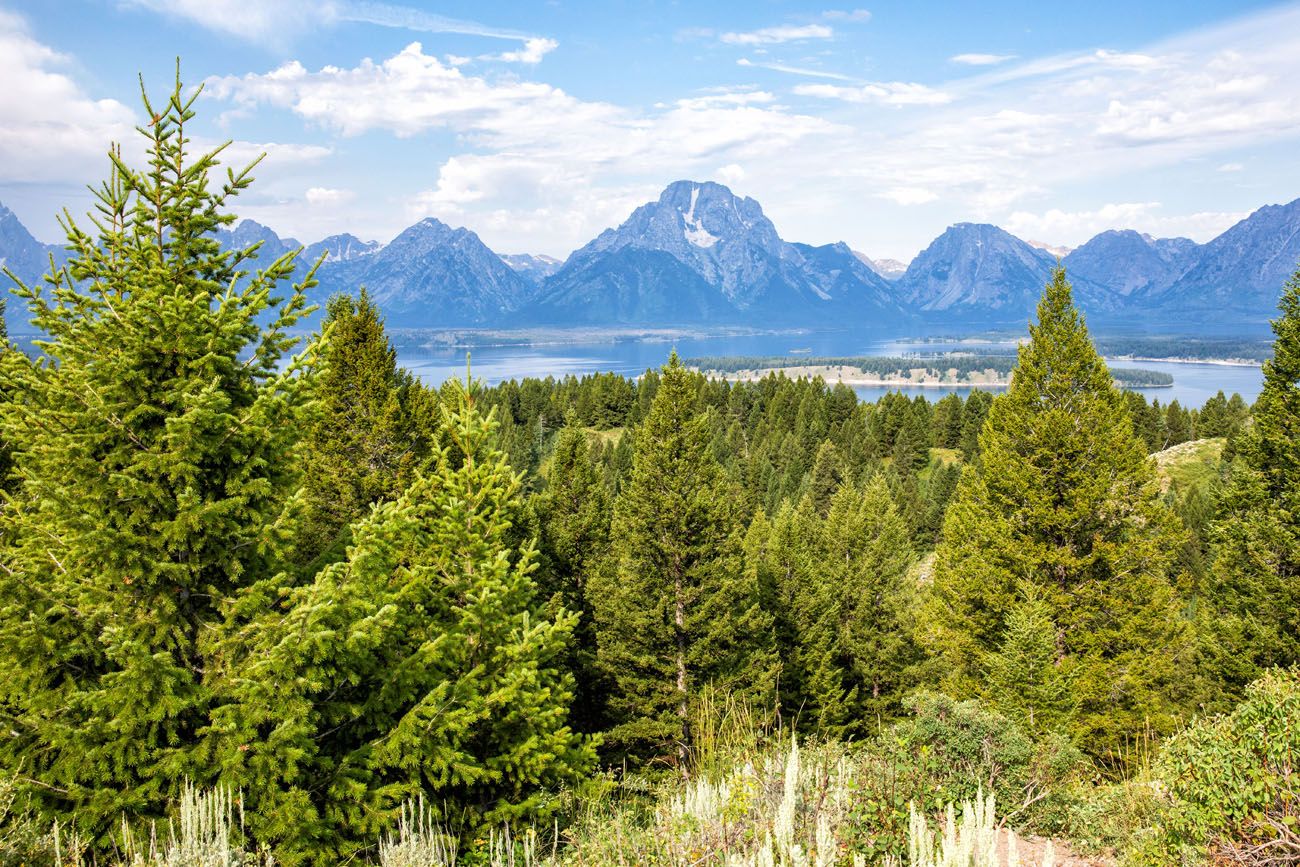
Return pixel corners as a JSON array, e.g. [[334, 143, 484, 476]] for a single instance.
[[3, 0, 1299, 261]]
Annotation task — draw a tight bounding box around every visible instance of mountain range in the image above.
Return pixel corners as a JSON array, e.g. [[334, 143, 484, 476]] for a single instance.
[[3, 182, 1299, 334]]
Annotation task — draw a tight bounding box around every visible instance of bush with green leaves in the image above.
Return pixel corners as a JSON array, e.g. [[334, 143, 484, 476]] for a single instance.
[[883, 693, 1085, 835], [1148, 667, 1300, 864]]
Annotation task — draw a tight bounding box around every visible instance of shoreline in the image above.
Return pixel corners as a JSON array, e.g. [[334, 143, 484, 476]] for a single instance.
[[695, 365, 1174, 389]]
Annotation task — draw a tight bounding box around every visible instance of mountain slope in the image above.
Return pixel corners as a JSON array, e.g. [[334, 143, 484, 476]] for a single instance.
[[530, 180, 905, 325], [899, 223, 1060, 319], [318, 218, 533, 326], [1161, 198, 1300, 317], [1063, 230, 1197, 299]]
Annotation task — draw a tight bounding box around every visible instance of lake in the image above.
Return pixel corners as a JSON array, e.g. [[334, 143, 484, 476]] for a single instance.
[[393, 329, 1265, 407]]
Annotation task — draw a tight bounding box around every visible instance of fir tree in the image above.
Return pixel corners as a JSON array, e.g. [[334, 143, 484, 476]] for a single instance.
[[1208, 265, 1300, 689], [207, 376, 594, 862], [814, 475, 917, 729], [0, 70, 317, 834], [535, 424, 613, 731], [294, 290, 435, 569], [985, 589, 1077, 735], [592, 353, 776, 769], [923, 267, 1193, 754], [804, 439, 846, 515]]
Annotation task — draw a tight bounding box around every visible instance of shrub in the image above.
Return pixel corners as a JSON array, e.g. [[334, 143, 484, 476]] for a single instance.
[[883, 693, 1085, 834], [1150, 667, 1300, 864]]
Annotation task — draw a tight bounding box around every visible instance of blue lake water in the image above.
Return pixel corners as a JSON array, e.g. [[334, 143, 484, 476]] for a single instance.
[[394, 329, 1265, 407]]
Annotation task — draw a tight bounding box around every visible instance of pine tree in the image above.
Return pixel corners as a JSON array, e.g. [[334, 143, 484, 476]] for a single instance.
[[804, 439, 846, 515], [814, 475, 918, 729], [535, 424, 613, 731], [1208, 265, 1300, 689], [294, 290, 435, 569], [0, 70, 317, 834], [207, 376, 594, 862], [922, 267, 1193, 754], [746, 476, 916, 734], [0, 69, 317, 831], [985, 589, 1077, 735], [591, 353, 776, 769]]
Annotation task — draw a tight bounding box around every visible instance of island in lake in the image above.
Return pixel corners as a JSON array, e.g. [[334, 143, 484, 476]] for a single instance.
[[685, 354, 1174, 389]]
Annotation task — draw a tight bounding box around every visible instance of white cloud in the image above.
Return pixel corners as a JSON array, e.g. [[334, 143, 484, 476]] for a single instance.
[[794, 81, 952, 105], [1002, 202, 1250, 245], [305, 186, 353, 206], [196, 3, 1300, 257], [737, 58, 856, 81], [879, 187, 939, 205], [123, 0, 544, 51], [1218, 162, 1244, 172], [205, 42, 835, 252], [822, 9, 871, 22], [950, 53, 1016, 66], [0, 10, 135, 183], [484, 37, 558, 65], [715, 163, 747, 185], [720, 24, 834, 46]]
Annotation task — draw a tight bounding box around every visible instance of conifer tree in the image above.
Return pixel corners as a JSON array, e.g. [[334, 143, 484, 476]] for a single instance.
[[813, 475, 917, 728], [804, 439, 846, 515], [535, 424, 613, 731], [923, 267, 1193, 754], [985, 589, 1077, 735], [1208, 265, 1300, 689], [592, 353, 776, 768], [0, 70, 317, 832], [295, 290, 435, 568], [208, 376, 594, 862], [746, 477, 916, 733]]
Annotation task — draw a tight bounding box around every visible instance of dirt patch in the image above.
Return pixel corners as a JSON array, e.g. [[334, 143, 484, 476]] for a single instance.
[[1001, 830, 1116, 867]]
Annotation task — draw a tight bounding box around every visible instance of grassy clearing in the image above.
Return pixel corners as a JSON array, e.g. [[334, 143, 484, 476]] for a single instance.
[[582, 426, 625, 446], [1153, 438, 1225, 491]]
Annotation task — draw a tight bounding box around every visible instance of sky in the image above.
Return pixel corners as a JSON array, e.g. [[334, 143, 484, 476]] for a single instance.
[[3, 0, 1300, 262]]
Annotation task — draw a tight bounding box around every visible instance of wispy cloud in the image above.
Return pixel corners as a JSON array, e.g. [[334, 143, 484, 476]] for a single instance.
[[1003, 202, 1250, 245], [121, 0, 544, 50], [335, 0, 530, 41], [481, 37, 558, 64], [737, 58, 856, 81], [950, 53, 1016, 66], [794, 81, 953, 105], [720, 24, 834, 46], [822, 9, 871, 22]]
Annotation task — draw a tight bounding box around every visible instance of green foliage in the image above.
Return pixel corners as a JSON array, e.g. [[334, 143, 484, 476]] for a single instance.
[[984, 590, 1077, 736], [885, 693, 1085, 836], [1152, 668, 1300, 863], [1209, 265, 1300, 692], [535, 425, 613, 732], [0, 69, 316, 836], [923, 268, 1194, 758], [591, 353, 777, 768], [208, 377, 595, 862], [294, 290, 436, 570]]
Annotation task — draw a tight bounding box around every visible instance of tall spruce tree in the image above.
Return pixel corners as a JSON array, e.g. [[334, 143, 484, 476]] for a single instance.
[[535, 424, 613, 732], [807, 475, 917, 730], [985, 589, 1077, 735], [923, 267, 1194, 755], [592, 353, 776, 769], [207, 377, 594, 862], [294, 290, 435, 569], [0, 71, 318, 833], [1208, 265, 1300, 690]]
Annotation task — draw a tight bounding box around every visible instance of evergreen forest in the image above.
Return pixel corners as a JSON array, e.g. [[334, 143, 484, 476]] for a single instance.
[[0, 73, 1296, 867]]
